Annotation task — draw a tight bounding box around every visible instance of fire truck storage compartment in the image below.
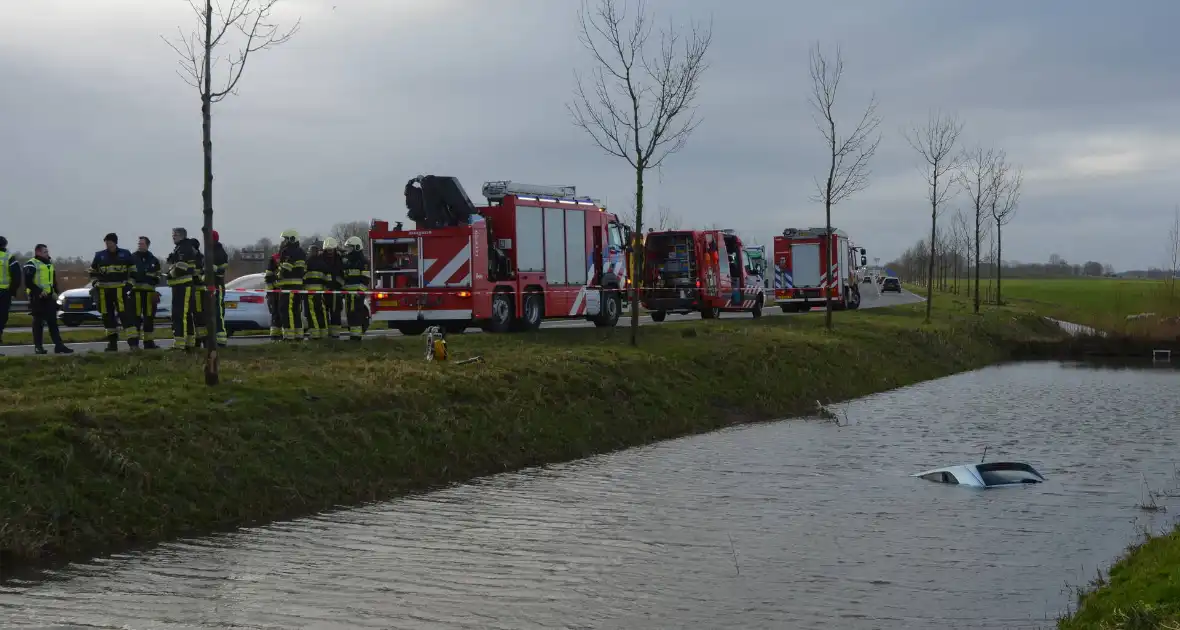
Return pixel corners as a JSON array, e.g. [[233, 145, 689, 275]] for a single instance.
[[372, 238, 420, 289], [513, 204, 588, 286], [405, 175, 476, 229], [791, 243, 821, 288], [645, 231, 698, 295]]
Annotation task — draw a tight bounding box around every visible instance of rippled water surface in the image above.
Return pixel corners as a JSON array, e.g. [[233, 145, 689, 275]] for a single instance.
[[4, 361, 1180, 630]]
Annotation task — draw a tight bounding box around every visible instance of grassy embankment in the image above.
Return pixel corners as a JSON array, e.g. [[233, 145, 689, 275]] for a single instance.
[[914, 277, 1180, 339], [0, 324, 271, 345], [1058, 528, 1180, 630], [0, 294, 1067, 568]]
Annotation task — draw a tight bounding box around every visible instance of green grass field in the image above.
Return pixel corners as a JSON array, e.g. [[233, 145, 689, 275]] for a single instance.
[[1058, 527, 1180, 629]]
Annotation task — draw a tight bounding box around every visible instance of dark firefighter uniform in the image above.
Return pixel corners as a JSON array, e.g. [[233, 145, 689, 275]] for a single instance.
[[341, 236, 370, 341], [303, 244, 330, 340], [190, 238, 208, 346], [265, 252, 281, 340], [321, 237, 344, 339], [88, 233, 137, 351], [166, 235, 199, 350], [0, 237, 22, 345], [24, 251, 72, 354], [129, 244, 162, 350], [276, 230, 307, 341], [210, 232, 230, 346]]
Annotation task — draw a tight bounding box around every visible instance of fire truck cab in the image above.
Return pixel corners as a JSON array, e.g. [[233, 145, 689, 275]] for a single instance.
[[772, 227, 867, 313], [368, 176, 632, 335], [641, 229, 766, 321]]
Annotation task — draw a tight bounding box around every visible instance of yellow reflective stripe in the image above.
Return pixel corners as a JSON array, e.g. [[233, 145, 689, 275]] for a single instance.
[[0, 252, 9, 289]]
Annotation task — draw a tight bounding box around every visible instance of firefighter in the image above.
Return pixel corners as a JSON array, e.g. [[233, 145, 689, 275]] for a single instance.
[[210, 230, 230, 347], [166, 228, 199, 350], [88, 232, 136, 351], [275, 229, 307, 341], [129, 236, 162, 350], [341, 236, 370, 341], [190, 237, 207, 347], [23, 243, 73, 355], [321, 237, 344, 339], [303, 243, 330, 340], [0, 236, 22, 345], [264, 250, 281, 340]]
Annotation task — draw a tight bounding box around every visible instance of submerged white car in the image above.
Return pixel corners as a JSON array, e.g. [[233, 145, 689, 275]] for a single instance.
[[914, 462, 1046, 488]]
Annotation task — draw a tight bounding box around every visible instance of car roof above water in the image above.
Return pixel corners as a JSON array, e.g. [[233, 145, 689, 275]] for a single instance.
[[914, 462, 1045, 488]]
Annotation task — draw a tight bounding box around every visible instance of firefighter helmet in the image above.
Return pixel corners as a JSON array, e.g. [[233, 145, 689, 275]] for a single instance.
[[344, 236, 363, 252], [322, 237, 339, 250], [279, 229, 298, 245]]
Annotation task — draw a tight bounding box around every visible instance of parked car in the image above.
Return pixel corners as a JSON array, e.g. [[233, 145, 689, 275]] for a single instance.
[[222, 272, 372, 336], [913, 462, 1045, 488], [881, 277, 902, 293], [57, 287, 171, 327]]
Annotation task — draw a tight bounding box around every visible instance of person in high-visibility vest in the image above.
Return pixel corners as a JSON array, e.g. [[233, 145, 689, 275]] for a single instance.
[[23, 243, 73, 355], [0, 236, 23, 345]]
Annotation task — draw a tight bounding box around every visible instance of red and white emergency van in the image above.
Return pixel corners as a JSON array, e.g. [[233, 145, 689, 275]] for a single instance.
[[640, 229, 766, 321], [368, 176, 632, 335], [772, 227, 868, 312]]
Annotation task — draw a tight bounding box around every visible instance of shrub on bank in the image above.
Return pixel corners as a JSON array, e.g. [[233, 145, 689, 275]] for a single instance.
[[0, 300, 1065, 568]]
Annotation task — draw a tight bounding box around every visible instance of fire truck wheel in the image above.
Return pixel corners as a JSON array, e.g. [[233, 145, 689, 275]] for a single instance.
[[486, 292, 514, 333], [848, 287, 862, 310], [751, 295, 764, 318], [779, 305, 792, 314], [397, 323, 428, 336], [700, 306, 721, 319], [594, 290, 621, 327], [650, 310, 667, 323], [518, 292, 544, 332]]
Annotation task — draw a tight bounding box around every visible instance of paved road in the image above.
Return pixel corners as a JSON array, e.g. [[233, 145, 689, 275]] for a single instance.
[[0, 289, 922, 358]]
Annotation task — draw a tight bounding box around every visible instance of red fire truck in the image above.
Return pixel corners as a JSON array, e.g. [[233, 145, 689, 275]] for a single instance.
[[772, 227, 867, 312], [640, 229, 766, 321], [368, 176, 632, 335]]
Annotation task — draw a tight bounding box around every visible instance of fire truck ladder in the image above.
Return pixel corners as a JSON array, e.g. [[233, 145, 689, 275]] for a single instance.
[[482, 180, 602, 206]]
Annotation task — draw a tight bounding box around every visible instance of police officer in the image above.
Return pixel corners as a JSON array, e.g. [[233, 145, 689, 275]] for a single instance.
[[341, 236, 370, 341], [166, 228, 199, 350], [129, 236, 162, 350], [275, 230, 306, 341], [88, 232, 136, 351], [24, 243, 73, 355], [303, 243, 330, 340], [321, 237, 344, 339], [264, 250, 281, 341], [0, 236, 22, 345], [210, 230, 230, 347]]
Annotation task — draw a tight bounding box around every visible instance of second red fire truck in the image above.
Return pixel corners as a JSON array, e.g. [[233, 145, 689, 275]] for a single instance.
[[368, 176, 632, 335], [772, 226, 868, 312], [640, 229, 766, 320]]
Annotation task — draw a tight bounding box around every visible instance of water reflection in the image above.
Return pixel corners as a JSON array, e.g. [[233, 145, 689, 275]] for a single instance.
[[2, 361, 1178, 630]]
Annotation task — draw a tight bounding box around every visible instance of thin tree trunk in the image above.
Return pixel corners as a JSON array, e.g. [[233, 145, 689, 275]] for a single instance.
[[995, 226, 1003, 305], [973, 213, 981, 313], [201, 0, 219, 385], [824, 132, 836, 330], [629, 166, 643, 347], [925, 212, 936, 322]]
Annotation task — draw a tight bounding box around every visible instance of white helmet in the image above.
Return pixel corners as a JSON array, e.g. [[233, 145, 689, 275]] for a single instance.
[[344, 236, 363, 252], [322, 237, 339, 250]]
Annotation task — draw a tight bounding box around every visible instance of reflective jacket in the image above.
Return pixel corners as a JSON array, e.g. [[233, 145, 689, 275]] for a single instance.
[[0, 249, 20, 292], [23, 256, 57, 300], [166, 239, 199, 286], [264, 253, 280, 290], [130, 250, 162, 291], [191, 239, 205, 286], [322, 252, 344, 290], [88, 247, 134, 289], [304, 252, 332, 290], [211, 242, 230, 287], [276, 244, 307, 288], [341, 251, 370, 291]]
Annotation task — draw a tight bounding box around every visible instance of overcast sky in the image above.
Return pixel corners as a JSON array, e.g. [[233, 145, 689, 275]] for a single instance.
[[2, 0, 1178, 270]]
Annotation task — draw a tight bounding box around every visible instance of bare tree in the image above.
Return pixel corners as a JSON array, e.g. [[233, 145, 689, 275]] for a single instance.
[[623, 203, 683, 233], [329, 220, 372, 252], [904, 110, 963, 322], [808, 43, 881, 329], [957, 146, 1000, 313], [989, 160, 1022, 305], [951, 208, 971, 294], [569, 0, 712, 346], [164, 0, 299, 385]]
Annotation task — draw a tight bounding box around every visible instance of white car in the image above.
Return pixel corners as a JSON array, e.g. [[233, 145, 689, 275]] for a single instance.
[[57, 286, 172, 327], [222, 273, 372, 336], [914, 462, 1045, 488]]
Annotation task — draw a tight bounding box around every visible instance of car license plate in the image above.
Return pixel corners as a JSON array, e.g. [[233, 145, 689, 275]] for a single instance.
[[68, 304, 86, 310], [225, 302, 237, 309]]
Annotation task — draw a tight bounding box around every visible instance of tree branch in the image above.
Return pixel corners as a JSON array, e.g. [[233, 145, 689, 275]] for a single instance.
[[807, 42, 881, 207]]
